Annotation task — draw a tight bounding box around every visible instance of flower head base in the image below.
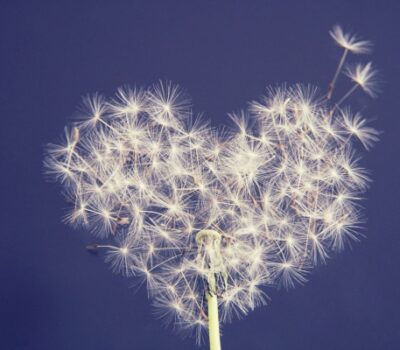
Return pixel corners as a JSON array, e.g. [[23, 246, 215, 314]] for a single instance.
[[195, 230, 225, 279]]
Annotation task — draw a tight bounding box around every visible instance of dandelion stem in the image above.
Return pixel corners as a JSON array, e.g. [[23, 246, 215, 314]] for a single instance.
[[207, 273, 222, 350], [327, 49, 348, 99], [333, 84, 359, 111], [196, 229, 223, 350]]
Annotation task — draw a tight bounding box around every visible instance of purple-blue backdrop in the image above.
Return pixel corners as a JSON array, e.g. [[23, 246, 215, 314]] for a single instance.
[[1, 1, 399, 349]]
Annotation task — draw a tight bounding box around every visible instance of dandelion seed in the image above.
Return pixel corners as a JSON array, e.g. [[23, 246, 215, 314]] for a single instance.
[[345, 62, 379, 97], [327, 25, 371, 99], [330, 25, 372, 54]]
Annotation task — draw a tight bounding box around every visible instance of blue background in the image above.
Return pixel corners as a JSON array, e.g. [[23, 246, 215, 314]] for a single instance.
[[1, 1, 399, 349]]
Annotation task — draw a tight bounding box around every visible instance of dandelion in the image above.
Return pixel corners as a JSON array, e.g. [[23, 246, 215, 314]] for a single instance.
[[45, 26, 380, 349]]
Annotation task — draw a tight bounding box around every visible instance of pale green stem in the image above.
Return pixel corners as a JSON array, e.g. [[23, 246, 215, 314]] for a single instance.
[[196, 229, 223, 350], [207, 273, 221, 350]]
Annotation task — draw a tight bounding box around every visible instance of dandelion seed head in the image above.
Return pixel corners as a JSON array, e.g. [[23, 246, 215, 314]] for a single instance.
[[44, 25, 380, 342]]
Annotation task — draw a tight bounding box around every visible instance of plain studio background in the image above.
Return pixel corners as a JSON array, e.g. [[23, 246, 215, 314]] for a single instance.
[[1, 1, 399, 349]]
